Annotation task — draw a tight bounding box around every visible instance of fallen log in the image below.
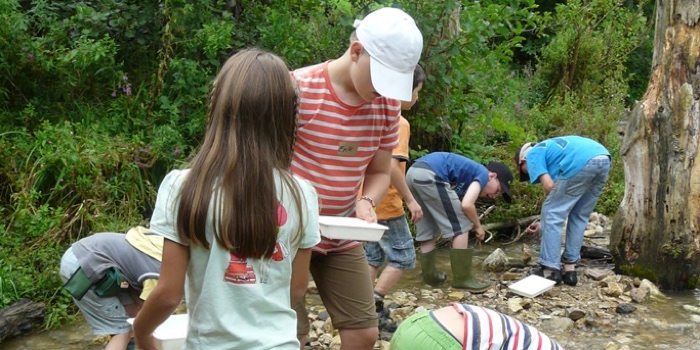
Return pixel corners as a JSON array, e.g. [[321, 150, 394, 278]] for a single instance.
[[482, 215, 540, 232], [434, 215, 541, 248], [0, 299, 45, 342]]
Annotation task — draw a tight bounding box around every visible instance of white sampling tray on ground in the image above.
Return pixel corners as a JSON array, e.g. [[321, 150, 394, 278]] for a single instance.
[[508, 275, 557, 298], [318, 215, 389, 242], [127, 314, 188, 350]]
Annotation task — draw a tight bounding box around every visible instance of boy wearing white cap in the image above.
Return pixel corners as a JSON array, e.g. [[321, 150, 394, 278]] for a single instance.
[[515, 136, 610, 287], [290, 7, 423, 350]]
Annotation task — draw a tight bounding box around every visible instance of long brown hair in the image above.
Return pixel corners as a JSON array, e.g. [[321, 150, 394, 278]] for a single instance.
[[176, 48, 304, 259]]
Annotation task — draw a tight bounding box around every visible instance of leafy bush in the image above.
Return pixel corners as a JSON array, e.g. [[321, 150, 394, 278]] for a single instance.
[[0, 0, 653, 328]]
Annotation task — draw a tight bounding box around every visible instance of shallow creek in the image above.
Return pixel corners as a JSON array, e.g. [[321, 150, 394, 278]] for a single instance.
[[4, 243, 700, 350]]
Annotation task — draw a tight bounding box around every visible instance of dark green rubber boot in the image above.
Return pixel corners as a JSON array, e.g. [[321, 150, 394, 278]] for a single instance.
[[420, 250, 447, 286], [450, 248, 491, 293]]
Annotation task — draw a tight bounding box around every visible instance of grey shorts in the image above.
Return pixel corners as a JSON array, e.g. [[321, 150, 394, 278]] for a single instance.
[[59, 247, 133, 336], [406, 166, 473, 242], [363, 216, 416, 270]]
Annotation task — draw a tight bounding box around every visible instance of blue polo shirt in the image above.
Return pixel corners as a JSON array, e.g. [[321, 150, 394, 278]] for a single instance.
[[414, 152, 489, 199], [525, 136, 610, 184]]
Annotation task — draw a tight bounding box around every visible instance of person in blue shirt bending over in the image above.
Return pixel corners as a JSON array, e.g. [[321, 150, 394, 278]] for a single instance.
[[515, 136, 611, 287]]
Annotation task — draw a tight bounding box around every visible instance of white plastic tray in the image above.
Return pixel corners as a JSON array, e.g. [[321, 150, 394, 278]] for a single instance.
[[508, 275, 556, 298], [318, 216, 388, 242], [127, 314, 188, 350]]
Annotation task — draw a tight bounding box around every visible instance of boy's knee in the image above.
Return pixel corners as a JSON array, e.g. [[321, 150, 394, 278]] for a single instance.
[[339, 327, 378, 349], [387, 251, 416, 270]]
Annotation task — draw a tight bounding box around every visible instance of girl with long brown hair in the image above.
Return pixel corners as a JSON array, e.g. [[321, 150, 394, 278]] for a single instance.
[[134, 48, 320, 350]]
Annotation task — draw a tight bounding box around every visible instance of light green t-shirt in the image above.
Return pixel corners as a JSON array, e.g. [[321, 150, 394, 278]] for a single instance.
[[149, 169, 320, 349]]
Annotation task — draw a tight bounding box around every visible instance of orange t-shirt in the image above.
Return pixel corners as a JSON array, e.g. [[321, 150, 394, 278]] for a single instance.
[[375, 116, 410, 220]]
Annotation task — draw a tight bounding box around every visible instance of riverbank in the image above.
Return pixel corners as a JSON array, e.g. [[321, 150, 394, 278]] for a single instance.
[[303, 251, 700, 350], [4, 215, 700, 350], [303, 214, 700, 350]]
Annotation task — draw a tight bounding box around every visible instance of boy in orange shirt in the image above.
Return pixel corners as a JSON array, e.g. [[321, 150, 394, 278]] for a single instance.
[[364, 65, 425, 312]]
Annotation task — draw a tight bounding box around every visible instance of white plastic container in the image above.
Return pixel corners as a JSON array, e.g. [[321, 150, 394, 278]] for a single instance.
[[127, 314, 188, 350], [507, 275, 556, 298], [318, 215, 389, 242]]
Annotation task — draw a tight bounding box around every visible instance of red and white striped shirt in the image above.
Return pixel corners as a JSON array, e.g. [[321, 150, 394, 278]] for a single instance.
[[291, 61, 400, 253]]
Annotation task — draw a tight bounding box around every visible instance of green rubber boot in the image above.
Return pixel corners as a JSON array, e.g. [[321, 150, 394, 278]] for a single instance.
[[420, 250, 447, 286], [450, 248, 491, 293]]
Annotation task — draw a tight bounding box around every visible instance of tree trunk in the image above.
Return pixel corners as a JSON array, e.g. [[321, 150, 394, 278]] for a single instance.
[[0, 299, 45, 342], [610, 0, 700, 290]]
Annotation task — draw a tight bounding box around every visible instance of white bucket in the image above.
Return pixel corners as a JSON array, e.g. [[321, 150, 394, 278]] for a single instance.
[[127, 314, 188, 350]]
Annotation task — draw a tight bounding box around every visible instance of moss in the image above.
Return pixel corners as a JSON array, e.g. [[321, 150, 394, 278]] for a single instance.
[[688, 275, 700, 289], [659, 242, 685, 259], [620, 264, 659, 282]]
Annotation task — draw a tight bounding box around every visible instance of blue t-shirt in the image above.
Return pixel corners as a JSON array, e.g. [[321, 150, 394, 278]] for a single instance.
[[525, 136, 610, 184], [414, 152, 489, 199]]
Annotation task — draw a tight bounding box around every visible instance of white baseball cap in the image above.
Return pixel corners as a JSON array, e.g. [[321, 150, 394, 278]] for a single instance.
[[354, 7, 423, 102]]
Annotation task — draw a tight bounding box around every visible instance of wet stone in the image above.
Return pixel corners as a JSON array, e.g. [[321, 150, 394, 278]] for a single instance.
[[616, 304, 637, 315], [630, 287, 648, 303], [585, 268, 613, 281], [566, 308, 586, 321], [483, 248, 509, 272], [447, 291, 466, 301], [317, 310, 330, 321], [603, 282, 624, 297], [542, 316, 575, 332], [501, 271, 521, 281], [681, 304, 700, 314], [632, 277, 641, 287]]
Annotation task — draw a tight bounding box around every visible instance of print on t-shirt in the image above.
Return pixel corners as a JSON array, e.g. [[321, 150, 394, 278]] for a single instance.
[[223, 200, 289, 284], [224, 252, 257, 284]]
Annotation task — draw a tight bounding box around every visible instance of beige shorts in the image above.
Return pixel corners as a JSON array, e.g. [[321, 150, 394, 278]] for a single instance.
[[294, 246, 377, 336]]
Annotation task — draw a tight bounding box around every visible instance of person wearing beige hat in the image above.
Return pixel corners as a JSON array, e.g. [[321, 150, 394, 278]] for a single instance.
[[515, 136, 610, 287]]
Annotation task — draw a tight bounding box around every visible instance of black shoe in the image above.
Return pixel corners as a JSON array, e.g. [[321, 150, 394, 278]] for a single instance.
[[563, 270, 577, 286], [532, 266, 562, 285], [373, 292, 384, 313]]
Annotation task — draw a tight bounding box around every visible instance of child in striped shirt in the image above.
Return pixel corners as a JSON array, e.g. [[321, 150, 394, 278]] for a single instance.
[[290, 7, 424, 349], [391, 303, 565, 350]]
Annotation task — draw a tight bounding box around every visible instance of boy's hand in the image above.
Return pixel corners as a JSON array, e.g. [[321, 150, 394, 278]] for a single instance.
[[356, 200, 377, 223], [405, 199, 423, 224], [135, 334, 158, 350], [524, 221, 540, 235], [473, 226, 486, 241]]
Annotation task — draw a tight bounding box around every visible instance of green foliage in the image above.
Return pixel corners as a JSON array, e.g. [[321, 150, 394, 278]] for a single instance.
[[0, 120, 158, 323], [0, 0, 655, 328], [625, 26, 654, 104], [401, 0, 543, 158], [534, 0, 649, 101], [689, 275, 700, 289]]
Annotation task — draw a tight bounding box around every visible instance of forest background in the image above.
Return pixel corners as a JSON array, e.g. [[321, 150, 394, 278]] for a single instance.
[[0, 0, 654, 328]]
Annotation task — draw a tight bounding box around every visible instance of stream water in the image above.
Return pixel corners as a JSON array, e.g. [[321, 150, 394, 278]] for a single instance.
[[3, 244, 700, 350]]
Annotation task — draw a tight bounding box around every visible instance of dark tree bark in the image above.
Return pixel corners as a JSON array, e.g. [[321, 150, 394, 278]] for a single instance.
[[610, 0, 700, 290], [0, 299, 45, 342]]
